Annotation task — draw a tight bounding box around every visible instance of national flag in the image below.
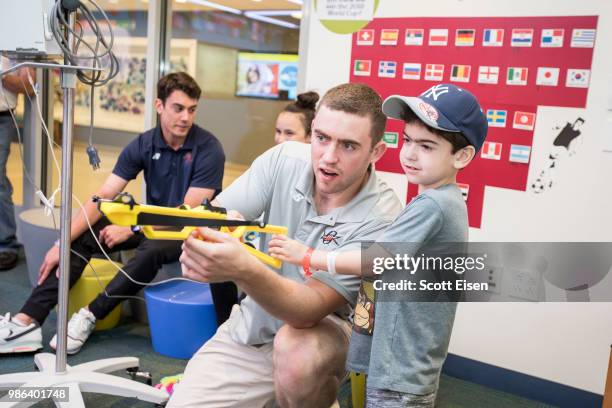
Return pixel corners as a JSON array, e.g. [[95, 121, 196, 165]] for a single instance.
[[405, 28, 424, 45], [506, 67, 528, 86], [511, 28, 534, 47], [402, 63, 422, 80], [424, 64, 444, 81], [513, 111, 536, 131], [353, 60, 371, 76], [571, 28, 596, 48], [478, 66, 499, 84], [481, 141, 502, 160], [541, 29, 564, 47], [378, 61, 397, 78], [429, 29, 448, 46], [566, 69, 590, 88], [536, 67, 559, 86], [450, 65, 471, 83], [457, 183, 470, 201], [357, 29, 374, 46], [455, 29, 475, 46], [383, 132, 399, 148], [483, 29, 504, 46], [380, 29, 399, 46], [509, 144, 531, 164], [486, 109, 507, 128]]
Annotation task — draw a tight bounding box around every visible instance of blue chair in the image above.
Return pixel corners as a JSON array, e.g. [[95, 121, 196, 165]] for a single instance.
[[145, 280, 218, 359]]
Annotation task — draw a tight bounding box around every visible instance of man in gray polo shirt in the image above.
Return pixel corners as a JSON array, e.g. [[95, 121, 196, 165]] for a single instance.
[[169, 83, 402, 408]]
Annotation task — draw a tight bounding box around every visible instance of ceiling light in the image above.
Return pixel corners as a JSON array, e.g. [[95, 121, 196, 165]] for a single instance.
[[286, 0, 303, 5], [290, 11, 302, 19], [244, 10, 299, 29], [189, 0, 242, 15]]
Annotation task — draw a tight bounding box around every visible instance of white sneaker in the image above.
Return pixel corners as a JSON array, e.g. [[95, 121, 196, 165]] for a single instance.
[[0, 313, 43, 353], [50, 307, 96, 355]]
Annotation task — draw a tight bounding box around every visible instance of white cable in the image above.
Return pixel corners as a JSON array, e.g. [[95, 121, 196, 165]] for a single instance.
[[73, 193, 194, 288], [4, 70, 193, 302], [22, 71, 62, 175]]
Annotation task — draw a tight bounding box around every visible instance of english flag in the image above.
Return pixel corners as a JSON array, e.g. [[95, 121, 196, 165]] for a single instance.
[[357, 29, 374, 46], [478, 66, 499, 84], [481, 141, 503, 160], [513, 111, 536, 131]]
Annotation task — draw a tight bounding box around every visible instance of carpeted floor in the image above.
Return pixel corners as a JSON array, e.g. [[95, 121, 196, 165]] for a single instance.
[[1, 259, 553, 407]]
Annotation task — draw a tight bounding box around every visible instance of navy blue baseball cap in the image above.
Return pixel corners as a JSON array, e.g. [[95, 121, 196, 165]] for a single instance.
[[382, 84, 488, 151]]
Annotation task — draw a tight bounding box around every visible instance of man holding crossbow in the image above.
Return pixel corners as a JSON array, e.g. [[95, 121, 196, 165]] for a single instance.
[[168, 83, 403, 408], [0, 72, 228, 355]]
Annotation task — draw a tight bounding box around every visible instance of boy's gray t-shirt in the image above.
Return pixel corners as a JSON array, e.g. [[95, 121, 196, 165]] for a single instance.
[[346, 183, 468, 395]]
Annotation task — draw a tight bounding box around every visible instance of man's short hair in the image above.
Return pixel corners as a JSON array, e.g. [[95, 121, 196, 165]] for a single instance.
[[157, 72, 202, 103], [401, 108, 470, 153], [318, 83, 386, 147]]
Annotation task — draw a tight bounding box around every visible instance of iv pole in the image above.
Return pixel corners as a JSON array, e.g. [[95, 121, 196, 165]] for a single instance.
[[0, 3, 167, 407]]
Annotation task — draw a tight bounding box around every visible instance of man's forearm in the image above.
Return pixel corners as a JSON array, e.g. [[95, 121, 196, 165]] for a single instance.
[[235, 261, 343, 328], [69, 198, 103, 242]]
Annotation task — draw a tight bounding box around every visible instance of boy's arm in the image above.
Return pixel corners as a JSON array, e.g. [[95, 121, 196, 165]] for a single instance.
[[268, 234, 363, 276]]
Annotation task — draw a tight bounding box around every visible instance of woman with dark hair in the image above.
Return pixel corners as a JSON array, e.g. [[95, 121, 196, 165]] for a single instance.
[[274, 91, 319, 144]]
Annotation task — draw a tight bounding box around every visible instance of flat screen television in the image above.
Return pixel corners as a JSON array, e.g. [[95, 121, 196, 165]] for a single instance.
[[235, 52, 299, 100]]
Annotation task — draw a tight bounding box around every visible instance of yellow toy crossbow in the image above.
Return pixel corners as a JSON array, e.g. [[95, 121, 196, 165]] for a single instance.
[[94, 193, 287, 268]]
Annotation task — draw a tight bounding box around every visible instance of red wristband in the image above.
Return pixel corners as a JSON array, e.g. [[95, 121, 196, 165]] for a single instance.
[[302, 247, 314, 277]]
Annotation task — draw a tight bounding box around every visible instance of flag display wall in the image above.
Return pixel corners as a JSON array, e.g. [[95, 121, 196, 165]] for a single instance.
[[349, 15, 597, 228]]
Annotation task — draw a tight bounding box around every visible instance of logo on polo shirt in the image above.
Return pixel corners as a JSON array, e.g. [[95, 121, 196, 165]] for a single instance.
[[183, 152, 193, 164], [321, 230, 341, 246], [292, 192, 304, 202], [152, 153, 161, 160]]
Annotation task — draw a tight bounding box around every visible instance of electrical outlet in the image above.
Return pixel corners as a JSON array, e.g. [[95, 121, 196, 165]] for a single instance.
[[507, 267, 542, 301]]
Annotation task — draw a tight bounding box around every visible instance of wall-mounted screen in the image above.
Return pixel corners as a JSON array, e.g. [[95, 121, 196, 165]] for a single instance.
[[236, 52, 298, 100]]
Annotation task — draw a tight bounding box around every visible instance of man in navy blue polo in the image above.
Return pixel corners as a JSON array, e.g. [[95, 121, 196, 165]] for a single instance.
[[0, 72, 227, 355]]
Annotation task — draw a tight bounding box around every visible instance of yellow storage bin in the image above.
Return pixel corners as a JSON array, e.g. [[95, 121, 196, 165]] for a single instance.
[[67, 258, 122, 331], [351, 372, 366, 408]]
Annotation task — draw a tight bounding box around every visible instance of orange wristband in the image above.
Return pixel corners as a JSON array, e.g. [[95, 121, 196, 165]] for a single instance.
[[302, 247, 314, 277]]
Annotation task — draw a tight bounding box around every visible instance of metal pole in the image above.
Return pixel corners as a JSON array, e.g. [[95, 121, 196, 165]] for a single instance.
[[55, 9, 76, 374]]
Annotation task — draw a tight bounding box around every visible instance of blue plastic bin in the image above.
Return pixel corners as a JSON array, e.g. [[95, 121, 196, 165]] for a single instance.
[[145, 280, 218, 359]]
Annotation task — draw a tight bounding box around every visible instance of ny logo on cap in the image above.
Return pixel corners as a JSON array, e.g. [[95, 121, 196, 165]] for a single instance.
[[421, 84, 450, 101]]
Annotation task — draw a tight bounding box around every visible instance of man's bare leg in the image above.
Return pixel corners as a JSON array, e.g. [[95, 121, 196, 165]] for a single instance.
[[273, 316, 349, 408]]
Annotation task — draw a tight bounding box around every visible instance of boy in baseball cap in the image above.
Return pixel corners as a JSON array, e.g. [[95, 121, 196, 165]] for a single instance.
[[269, 83, 487, 407]]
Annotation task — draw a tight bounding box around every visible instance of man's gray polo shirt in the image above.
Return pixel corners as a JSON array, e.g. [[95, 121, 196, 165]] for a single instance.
[[216, 141, 402, 346]]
